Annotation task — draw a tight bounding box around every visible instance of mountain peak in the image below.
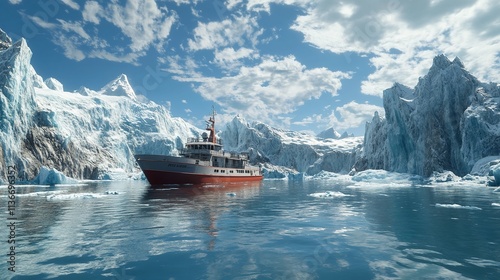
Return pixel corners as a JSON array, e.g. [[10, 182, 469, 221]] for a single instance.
[[100, 74, 137, 100], [44, 77, 64, 91], [430, 54, 466, 72], [431, 54, 452, 70], [317, 127, 341, 139], [452, 57, 465, 68]]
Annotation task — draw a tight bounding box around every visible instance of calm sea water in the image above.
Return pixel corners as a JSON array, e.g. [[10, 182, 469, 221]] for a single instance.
[[1, 179, 499, 279]]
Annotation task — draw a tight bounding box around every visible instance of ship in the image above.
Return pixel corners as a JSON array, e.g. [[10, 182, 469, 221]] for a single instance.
[[134, 110, 263, 185]]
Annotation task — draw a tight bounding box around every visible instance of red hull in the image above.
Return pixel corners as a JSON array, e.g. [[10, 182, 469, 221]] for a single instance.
[[143, 170, 263, 185]]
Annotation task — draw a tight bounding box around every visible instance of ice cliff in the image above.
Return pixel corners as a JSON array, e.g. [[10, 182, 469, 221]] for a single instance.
[[0, 29, 201, 182], [357, 55, 500, 177], [221, 116, 363, 177]]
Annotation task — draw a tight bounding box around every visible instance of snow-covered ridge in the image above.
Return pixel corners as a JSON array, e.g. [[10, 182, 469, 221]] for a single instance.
[[221, 116, 363, 176], [357, 54, 500, 179], [0, 29, 201, 182]]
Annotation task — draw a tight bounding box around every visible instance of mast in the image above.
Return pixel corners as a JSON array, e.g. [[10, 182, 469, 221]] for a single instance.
[[206, 107, 217, 144]]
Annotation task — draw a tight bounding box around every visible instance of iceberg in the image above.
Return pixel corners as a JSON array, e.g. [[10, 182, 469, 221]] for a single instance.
[[488, 162, 500, 186], [358, 55, 500, 177], [308, 191, 350, 198], [0, 29, 202, 182], [33, 166, 79, 185], [435, 204, 482, 211]]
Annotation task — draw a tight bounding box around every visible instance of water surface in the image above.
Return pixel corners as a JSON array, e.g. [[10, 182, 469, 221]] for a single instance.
[[1, 179, 499, 279]]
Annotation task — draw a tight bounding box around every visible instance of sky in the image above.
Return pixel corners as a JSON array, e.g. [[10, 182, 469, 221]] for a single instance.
[[1, 0, 499, 136]]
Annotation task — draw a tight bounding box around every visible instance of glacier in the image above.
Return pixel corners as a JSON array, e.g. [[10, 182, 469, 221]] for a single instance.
[[220, 116, 363, 178], [0, 28, 202, 182], [357, 54, 500, 181]]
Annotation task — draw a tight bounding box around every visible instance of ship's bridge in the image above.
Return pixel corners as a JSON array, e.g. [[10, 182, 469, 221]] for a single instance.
[[181, 136, 248, 161]]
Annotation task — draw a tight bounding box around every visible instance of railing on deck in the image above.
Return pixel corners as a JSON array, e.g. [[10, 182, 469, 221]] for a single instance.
[[180, 148, 248, 160], [186, 137, 223, 145]]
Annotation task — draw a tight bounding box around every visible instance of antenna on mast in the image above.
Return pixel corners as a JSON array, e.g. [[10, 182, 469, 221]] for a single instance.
[[206, 106, 217, 143]]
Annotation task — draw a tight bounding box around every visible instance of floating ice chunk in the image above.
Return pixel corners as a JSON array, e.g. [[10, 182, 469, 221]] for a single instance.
[[105, 191, 120, 195], [47, 192, 107, 200], [435, 203, 482, 210], [34, 166, 79, 185], [428, 171, 461, 183], [352, 170, 417, 182], [309, 191, 349, 198], [488, 162, 500, 186], [306, 170, 351, 182], [350, 169, 420, 188]]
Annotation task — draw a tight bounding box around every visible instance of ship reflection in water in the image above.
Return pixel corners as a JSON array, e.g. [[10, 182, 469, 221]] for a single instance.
[[142, 181, 263, 250]]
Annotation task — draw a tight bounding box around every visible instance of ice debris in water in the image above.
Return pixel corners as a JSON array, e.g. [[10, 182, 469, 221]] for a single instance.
[[308, 191, 350, 198], [435, 203, 482, 210], [105, 191, 119, 195], [34, 166, 79, 185]]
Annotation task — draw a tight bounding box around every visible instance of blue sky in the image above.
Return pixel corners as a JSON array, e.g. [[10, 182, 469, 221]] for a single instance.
[[1, 0, 499, 136]]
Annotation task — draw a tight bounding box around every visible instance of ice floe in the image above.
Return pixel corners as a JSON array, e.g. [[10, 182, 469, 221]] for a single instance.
[[308, 191, 350, 198], [435, 203, 482, 210], [46, 192, 109, 200]]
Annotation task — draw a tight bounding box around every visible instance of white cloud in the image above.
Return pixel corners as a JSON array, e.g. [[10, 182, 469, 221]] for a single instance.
[[99, 0, 177, 53], [8, 0, 22, 4], [188, 15, 263, 51], [213, 47, 259, 71], [57, 19, 90, 40], [88, 50, 143, 65], [53, 34, 86, 61], [168, 55, 350, 127], [60, 0, 80, 10], [234, 0, 310, 13], [82, 1, 103, 24], [169, 0, 203, 4], [293, 114, 326, 127], [285, 0, 500, 95], [328, 101, 384, 131], [28, 0, 177, 63], [28, 15, 57, 29]]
